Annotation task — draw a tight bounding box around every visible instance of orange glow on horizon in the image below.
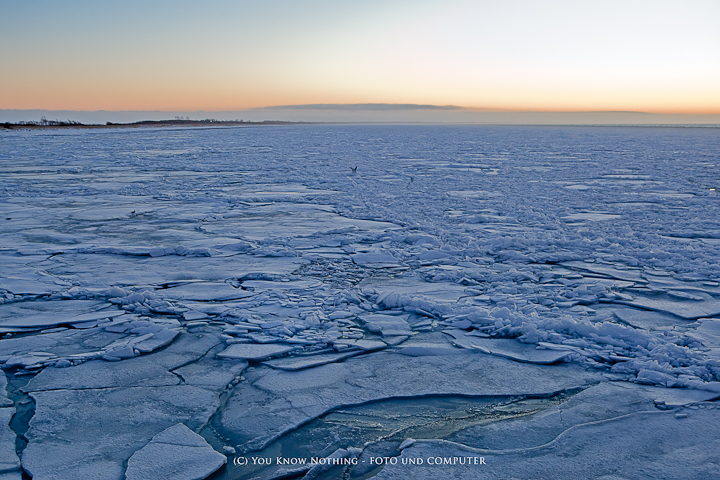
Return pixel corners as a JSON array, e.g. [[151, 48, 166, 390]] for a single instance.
[[2, 77, 719, 115]]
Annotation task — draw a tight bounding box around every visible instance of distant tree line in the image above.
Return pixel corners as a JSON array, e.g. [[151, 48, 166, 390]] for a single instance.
[[6, 116, 84, 126], [106, 119, 298, 126], [2, 117, 306, 129]]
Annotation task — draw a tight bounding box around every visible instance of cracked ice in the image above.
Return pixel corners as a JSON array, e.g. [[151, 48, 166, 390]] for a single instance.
[[1, 125, 720, 479]]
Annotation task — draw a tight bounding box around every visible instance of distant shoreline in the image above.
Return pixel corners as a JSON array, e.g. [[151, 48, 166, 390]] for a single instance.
[[3, 119, 719, 131], [1, 119, 313, 130]]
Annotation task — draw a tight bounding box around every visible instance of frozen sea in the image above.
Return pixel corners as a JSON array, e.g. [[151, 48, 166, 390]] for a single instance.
[[1, 124, 719, 479]]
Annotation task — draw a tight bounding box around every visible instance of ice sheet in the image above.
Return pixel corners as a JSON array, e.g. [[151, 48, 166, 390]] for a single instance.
[[2, 125, 720, 479]]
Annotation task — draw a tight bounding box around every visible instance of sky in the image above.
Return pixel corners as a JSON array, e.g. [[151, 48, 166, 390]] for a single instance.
[[1, 0, 719, 120]]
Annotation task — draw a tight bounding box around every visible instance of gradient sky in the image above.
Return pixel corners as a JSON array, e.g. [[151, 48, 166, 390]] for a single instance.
[[1, 0, 719, 114]]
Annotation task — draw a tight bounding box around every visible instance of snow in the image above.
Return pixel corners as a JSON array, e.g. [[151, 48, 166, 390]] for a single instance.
[[2, 125, 720, 478]]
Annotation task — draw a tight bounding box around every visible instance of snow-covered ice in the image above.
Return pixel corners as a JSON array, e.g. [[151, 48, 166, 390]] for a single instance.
[[1, 124, 719, 479]]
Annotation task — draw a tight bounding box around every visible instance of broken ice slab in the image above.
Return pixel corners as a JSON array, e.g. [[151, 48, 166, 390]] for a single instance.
[[396, 342, 469, 356], [443, 330, 572, 364], [331, 338, 388, 351], [643, 273, 720, 295], [133, 328, 180, 354], [102, 346, 136, 361], [158, 282, 255, 302], [376, 404, 719, 480], [650, 385, 720, 407], [220, 351, 603, 453], [1, 371, 21, 475], [2, 351, 60, 370], [666, 290, 706, 301], [216, 343, 298, 361], [609, 306, 683, 329], [0, 257, 72, 295], [0, 275, 69, 296], [350, 252, 399, 267], [0, 471, 22, 480], [171, 355, 247, 390], [410, 318, 434, 331], [27, 354, 179, 390], [0, 327, 135, 370], [360, 275, 470, 305], [0, 372, 10, 408], [414, 249, 454, 264], [448, 381, 719, 453], [262, 350, 363, 371], [379, 383, 720, 480], [0, 299, 124, 330], [382, 335, 409, 346], [685, 318, 720, 348], [440, 329, 489, 350], [562, 212, 621, 222], [125, 423, 226, 480], [562, 261, 648, 283], [23, 332, 223, 391], [183, 310, 209, 321], [201, 202, 397, 241], [240, 279, 324, 292], [616, 291, 720, 319], [22, 385, 221, 480], [359, 313, 412, 336], [402, 234, 441, 246], [0, 407, 20, 476], [255, 394, 567, 480], [39, 253, 307, 289]]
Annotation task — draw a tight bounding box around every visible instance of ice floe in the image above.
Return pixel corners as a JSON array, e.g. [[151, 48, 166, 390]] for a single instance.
[[220, 351, 603, 452], [0, 372, 20, 476], [217, 343, 299, 361], [125, 423, 226, 480], [22, 385, 221, 480]]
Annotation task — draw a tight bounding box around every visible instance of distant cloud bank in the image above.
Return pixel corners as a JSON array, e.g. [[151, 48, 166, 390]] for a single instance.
[[258, 104, 462, 111]]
